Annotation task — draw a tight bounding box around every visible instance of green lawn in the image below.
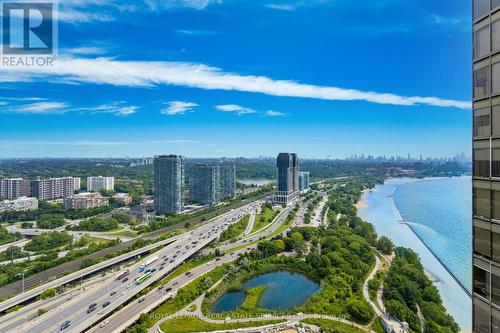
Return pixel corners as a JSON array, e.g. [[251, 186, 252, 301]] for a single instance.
[[159, 317, 282, 333], [249, 207, 276, 234], [301, 319, 366, 333]]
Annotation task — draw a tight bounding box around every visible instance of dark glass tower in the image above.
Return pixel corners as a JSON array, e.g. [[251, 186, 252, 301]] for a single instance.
[[273, 153, 299, 205], [473, 1, 500, 331], [188, 164, 220, 205], [154, 155, 184, 214]]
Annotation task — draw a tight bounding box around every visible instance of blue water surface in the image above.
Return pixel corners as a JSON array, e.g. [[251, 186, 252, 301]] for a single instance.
[[211, 271, 319, 313]]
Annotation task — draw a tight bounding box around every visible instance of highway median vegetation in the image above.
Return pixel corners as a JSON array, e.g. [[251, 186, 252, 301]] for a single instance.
[[219, 214, 249, 242]]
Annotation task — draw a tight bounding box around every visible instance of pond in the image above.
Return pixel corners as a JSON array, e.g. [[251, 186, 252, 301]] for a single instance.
[[211, 271, 319, 313]]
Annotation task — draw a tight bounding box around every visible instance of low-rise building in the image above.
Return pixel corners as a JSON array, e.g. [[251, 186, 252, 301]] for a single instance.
[[113, 193, 133, 205], [0, 197, 38, 212], [63, 192, 109, 210]]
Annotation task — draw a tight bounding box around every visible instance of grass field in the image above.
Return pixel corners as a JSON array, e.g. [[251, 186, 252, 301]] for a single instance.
[[250, 207, 276, 234], [159, 317, 282, 333]]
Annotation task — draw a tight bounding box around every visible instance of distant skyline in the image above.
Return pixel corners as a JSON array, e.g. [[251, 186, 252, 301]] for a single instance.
[[0, 0, 471, 158]]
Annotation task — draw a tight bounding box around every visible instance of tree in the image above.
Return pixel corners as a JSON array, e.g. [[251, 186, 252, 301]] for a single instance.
[[346, 299, 374, 324], [376, 236, 395, 255], [36, 214, 65, 229]]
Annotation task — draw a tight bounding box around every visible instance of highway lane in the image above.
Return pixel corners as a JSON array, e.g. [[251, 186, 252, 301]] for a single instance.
[[0, 192, 271, 300], [9, 200, 261, 333], [90, 244, 258, 333]]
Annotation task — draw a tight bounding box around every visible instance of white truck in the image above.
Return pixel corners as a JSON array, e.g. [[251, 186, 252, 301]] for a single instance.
[[140, 255, 159, 271]]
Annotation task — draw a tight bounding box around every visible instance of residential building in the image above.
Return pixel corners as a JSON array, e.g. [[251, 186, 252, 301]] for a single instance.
[[87, 176, 114, 192], [299, 172, 310, 192], [0, 197, 38, 212], [63, 192, 109, 210], [0, 178, 30, 199], [272, 153, 299, 205], [154, 155, 184, 214], [219, 164, 236, 200], [113, 192, 133, 206], [31, 177, 80, 200], [188, 164, 221, 205], [473, 1, 500, 331]]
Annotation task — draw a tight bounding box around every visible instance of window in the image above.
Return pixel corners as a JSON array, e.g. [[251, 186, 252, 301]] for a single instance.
[[475, 107, 491, 137], [494, 106, 500, 135], [494, 63, 500, 94], [475, 0, 490, 20], [475, 25, 491, 59], [494, 273, 500, 306], [494, 20, 500, 51], [494, 232, 500, 262], [476, 227, 491, 257], [475, 188, 491, 218], [475, 66, 491, 98], [495, 192, 500, 220], [475, 299, 491, 333], [475, 266, 491, 298], [494, 148, 500, 177], [475, 148, 490, 178], [494, 0, 500, 10], [493, 308, 500, 332]]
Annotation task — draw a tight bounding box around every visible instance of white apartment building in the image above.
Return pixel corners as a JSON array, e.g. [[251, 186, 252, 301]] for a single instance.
[[0, 197, 38, 212], [87, 176, 114, 192]]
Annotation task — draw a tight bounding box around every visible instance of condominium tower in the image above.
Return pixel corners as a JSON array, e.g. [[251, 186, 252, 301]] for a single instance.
[[87, 176, 114, 192], [299, 172, 310, 193], [220, 165, 236, 200], [272, 153, 299, 205], [0, 178, 30, 199], [188, 164, 221, 205], [154, 155, 184, 214], [31, 177, 80, 200], [473, 1, 500, 332]]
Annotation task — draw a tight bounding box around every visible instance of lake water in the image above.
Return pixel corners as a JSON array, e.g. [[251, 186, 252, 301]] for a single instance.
[[358, 177, 472, 332], [211, 271, 319, 313]]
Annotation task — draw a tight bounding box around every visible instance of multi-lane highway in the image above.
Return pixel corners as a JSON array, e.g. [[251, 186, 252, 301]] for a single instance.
[[2, 199, 264, 333]]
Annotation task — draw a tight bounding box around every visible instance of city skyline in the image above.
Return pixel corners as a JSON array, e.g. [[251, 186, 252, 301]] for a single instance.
[[0, 0, 471, 158]]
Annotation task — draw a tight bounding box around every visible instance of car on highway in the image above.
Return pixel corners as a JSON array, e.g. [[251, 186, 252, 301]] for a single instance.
[[110, 291, 117, 296], [102, 301, 111, 308], [138, 297, 146, 303], [122, 277, 129, 283], [87, 307, 96, 314], [122, 289, 129, 295], [173, 281, 178, 286], [170, 260, 174, 263], [159, 266, 164, 270], [165, 287, 172, 292], [60, 320, 71, 330], [158, 285, 164, 290], [99, 320, 109, 328]]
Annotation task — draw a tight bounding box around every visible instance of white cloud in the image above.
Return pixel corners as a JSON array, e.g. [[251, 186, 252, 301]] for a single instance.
[[65, 46, 108, 55], [78, 102, 139, 116], [0, 57, 470, 109], [266, 4, 296, 11], [265, 110, 286, 116], [216, 104, 257, 115], [3, 102, 68, 114], [161, 101, 198, 115], [0, 140, 130, 147], [58, 9, 115, 23], [145, 0, 221, 11]]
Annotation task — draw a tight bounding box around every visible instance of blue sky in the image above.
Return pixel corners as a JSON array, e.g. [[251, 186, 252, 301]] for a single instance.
[[0, 0, 472, 158]]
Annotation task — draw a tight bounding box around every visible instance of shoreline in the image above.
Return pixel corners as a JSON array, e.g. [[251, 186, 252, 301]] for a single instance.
[[389, 185, 471, 298]]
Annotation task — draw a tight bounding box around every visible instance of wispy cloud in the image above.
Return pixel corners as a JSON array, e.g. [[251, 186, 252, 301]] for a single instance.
[[58, 9, 115, 23], [64, 46, 108, 56], [266, 3, 296, 11], [265, 110, 286, 117], [79, 102, 139, 116], [161, 101, 198, 115], [145, 0, 221, 11], [0, 140, 130, 147], [216, 104, 257, 115], [175, 29, 219, 36], [1, 102, 68, 114], [0, 57, 470, 109]]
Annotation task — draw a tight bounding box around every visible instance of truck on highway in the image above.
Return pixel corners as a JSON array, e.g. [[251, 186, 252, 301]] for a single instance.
[[116, 269, 129, 280], [140, 255, 159, 271]]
